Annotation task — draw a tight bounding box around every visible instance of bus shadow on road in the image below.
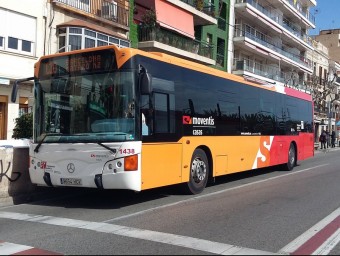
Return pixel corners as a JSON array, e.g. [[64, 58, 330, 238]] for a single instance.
[[24, 186, 171, 210], [22, 165, 296, 209], [207, 164, 296, 188]]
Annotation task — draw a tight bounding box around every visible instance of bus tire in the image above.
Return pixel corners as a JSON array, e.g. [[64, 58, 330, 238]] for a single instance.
[[182, 148, 209, 195], [284, 143, 296, 171]]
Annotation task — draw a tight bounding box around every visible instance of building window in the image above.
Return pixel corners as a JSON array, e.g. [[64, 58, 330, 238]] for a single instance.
[[0, 8, 36, 56], [85, 37, 95, 48], [8, 37, 18, 49], [22, 40, 32, 52], [7, 36, 33, 54], [69, 35, 82, 51], [102, 1, 117, 21], [58, 26, 130, 52], [19, 105, 28, 117], [19, 97, 29, 117]]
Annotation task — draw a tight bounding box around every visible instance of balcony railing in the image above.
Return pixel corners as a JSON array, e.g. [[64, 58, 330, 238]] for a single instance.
[[234, 59, 285, 82], [53, 0, 129, 27], [233, 58, 311, 92], [179, 0, 216, 18], [235, 0, 314, 46], [286, 0, 315, 25], [234, 24, 312, 70], [138, 26, 214, 59]]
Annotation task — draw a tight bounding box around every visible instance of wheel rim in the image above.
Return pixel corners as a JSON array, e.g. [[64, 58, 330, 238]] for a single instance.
[[288, 145, 295, 166], [191, 157, 207, 183]]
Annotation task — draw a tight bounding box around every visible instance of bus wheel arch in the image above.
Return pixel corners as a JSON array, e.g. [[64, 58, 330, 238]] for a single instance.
[[182, 146, 212, 195]]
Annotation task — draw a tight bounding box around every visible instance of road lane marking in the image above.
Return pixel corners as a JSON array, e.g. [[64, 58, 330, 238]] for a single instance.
[[313, 229, 340, 255], [0, 242, 32, 255], [279, 207, 340, 255], [0, 240, 62, 255], [0, 211, 276, 255], [105, 164, 329, 222], [0, 164, 331, 255]]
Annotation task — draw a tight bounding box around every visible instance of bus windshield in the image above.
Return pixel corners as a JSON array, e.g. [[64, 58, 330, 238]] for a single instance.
[[34, 71, 136, 143]]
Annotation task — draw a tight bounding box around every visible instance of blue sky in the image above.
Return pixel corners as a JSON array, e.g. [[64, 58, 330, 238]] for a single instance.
[[310, 0, 340, 35]]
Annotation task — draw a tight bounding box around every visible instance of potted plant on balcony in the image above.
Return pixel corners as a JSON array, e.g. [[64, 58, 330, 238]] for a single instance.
[[142, 9, 157, 28], [141, 9, 157, 40], [195, 0, 204, 11]]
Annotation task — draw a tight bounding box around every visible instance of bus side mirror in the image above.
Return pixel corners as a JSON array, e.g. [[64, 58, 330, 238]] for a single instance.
[[11, 81, 19, 103], [141, 73, 152, 95], [11, 77, 34, 102]]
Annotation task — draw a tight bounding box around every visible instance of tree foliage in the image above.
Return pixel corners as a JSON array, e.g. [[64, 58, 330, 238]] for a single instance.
[[12, 112, 33, 139], [307, 74, 339, 113]]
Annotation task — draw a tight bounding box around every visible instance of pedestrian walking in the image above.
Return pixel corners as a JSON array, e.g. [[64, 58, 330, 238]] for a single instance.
[[331, 129, 336, 148], [326, 129, 330, 148], [319, 129, 327, 149]]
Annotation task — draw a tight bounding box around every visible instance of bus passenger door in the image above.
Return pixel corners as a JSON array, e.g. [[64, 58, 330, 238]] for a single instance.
[[140, 90, 182, 190]]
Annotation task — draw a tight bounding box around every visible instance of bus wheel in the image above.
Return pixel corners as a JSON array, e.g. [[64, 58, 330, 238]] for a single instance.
[[183, 149, 209, 195], [285, 143, 296, 171]]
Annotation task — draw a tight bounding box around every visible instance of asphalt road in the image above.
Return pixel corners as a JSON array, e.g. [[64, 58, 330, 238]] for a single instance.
[[0, 147, 339, 255]]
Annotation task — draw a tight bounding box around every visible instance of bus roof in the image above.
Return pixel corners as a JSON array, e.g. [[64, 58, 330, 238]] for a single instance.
[[118, 47, 312, 102], [35, 45, 312, 102]]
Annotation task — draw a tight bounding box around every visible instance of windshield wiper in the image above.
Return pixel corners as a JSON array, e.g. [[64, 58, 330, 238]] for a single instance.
[[97, 142, 117, 154], [34, 133, 63, 153]]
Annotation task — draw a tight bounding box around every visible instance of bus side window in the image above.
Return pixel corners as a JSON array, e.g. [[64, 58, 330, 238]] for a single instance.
[[154, 92, 175, 134], [141, 95, 152, 136], [142, 113, 149, 135]]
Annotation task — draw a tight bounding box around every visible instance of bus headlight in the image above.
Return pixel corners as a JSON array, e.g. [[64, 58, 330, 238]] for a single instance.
[[103, 155, 138, 174]]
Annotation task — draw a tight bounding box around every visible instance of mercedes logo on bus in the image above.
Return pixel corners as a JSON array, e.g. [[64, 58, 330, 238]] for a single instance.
[[67, 163, 75, 173]]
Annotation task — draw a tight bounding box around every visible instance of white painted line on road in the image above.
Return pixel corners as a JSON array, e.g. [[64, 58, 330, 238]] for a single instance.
[[0, 240, 62, 255], [278, 206, 340, 255], [313, 229, 340, 255], [0, 241, 32, 255], [105, 164, 329, 222], [0, 211, 276, 255]]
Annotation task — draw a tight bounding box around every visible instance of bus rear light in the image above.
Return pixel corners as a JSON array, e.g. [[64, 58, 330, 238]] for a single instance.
[[124, 155, 138, 171]]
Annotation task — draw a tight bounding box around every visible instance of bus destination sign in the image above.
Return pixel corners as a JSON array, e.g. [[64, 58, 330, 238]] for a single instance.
[[39, 49, 116, 78]]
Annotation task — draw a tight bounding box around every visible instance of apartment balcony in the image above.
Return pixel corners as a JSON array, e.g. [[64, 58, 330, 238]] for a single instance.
[[165, 0, 217, 25], [138, 26, 215, 65], [233, 58, 311, 92], [284, 0, 315, 26], [235, 0, 313, 49], [234, 24, 313, 73], [52, 0, 129, 29], [233, 58, 285, 82]]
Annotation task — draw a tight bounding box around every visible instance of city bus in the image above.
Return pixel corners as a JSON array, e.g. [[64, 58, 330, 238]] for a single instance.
[[12, 45, 314, 194]]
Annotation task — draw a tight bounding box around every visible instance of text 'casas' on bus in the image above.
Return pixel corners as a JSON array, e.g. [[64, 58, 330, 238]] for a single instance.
[[11, 45, 314, 194]]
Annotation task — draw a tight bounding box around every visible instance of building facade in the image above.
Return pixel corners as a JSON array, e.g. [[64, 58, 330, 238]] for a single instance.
[[0, 0, 46, 140], [0, 0, 131, 140], [314, 29, 340, 64], [134, 0, 219, 66], [231, 0, 316, 89]]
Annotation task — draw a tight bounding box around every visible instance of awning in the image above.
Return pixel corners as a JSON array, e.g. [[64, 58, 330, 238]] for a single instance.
[[155, 1, 195, 39]]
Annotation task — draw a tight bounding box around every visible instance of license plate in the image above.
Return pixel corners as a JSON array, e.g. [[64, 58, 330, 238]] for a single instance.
[[60, 178, 82, 185]]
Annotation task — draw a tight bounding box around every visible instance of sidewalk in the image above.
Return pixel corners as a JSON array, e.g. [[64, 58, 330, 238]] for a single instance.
[[314, 144, 340, 153]]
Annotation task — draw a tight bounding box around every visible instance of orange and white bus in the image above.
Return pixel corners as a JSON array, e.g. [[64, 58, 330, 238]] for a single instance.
[[12, 45, 314, 194]]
